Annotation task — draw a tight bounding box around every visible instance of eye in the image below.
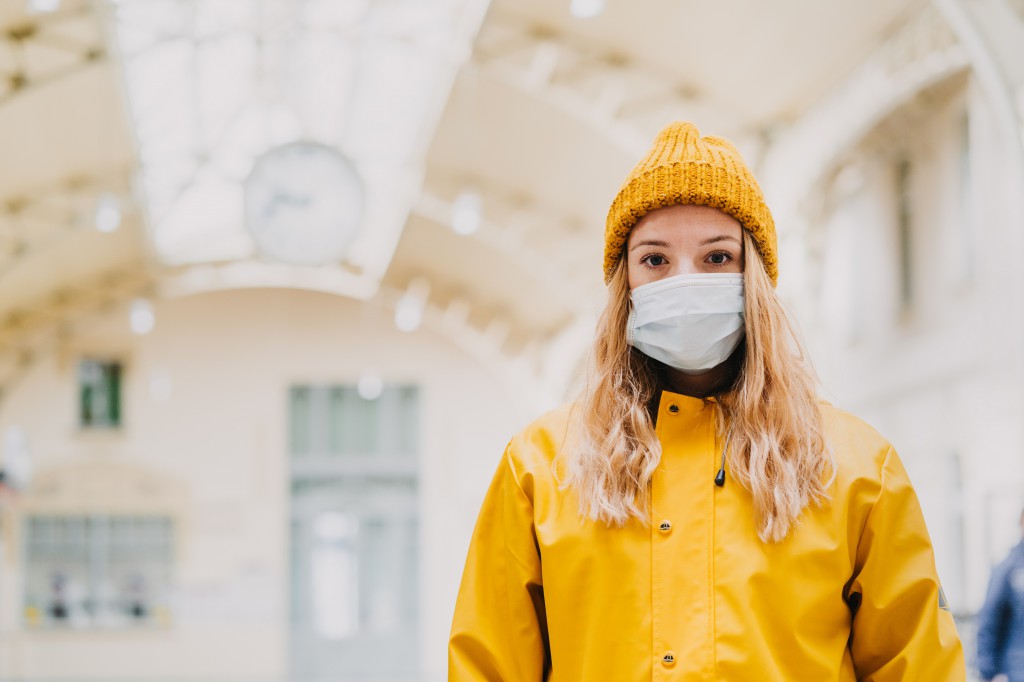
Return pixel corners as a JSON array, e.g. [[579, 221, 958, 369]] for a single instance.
[[639, 254, 667, 268], [707, 251, 732, 266]]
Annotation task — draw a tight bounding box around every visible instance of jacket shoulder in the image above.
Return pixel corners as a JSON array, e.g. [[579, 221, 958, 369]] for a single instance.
[[505, 402, 578, 483], [818, 402, 894, 481]]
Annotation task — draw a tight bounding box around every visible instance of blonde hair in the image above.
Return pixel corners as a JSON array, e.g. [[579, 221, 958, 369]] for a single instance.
[[563, 231, 835, 542]]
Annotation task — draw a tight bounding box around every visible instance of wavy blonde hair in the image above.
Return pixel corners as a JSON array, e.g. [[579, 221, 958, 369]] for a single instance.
[[563, 231, 835, 542]]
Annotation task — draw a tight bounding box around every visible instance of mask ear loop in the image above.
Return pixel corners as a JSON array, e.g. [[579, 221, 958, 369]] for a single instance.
[[715, 430, 730, 487], [626, 297, 638, 345]]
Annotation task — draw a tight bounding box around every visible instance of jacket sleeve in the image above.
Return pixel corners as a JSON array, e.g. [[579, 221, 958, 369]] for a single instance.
[[448, 442, 549, 681], [976, 557, 1012, 680], [845, 447, 966, 681]]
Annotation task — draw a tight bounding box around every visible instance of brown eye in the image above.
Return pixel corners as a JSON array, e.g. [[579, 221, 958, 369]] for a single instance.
[[641, 254, 666, 267], [708, 252, 730, 265]]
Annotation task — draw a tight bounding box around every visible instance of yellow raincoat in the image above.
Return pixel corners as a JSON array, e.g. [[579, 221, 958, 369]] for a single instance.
[[449, 391, 965, 680]]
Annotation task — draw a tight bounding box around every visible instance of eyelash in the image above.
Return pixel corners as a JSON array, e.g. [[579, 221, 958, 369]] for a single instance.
[[638, 251, 734, 269], [707, 251, 733, 266], [639, 254, 667, 269]]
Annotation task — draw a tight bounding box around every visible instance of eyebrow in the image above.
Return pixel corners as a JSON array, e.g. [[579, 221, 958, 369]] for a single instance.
[[699, 235, 741, 246], [629, 235, 741, 252], [629, 239, 670, 252]]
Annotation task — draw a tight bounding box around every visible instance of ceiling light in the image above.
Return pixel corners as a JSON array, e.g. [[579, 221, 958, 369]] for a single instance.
[[95, 193, 122, 232], [394, 278, 430, 333], [357, 372, 384, 401], [570, 0, 604, 19], [130, 298, 155, 335], [451, 190, 482, 235], [28, 0, 60, 13], [394, 296, 424, 333]]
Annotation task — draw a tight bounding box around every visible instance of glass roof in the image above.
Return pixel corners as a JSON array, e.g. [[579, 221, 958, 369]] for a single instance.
[[106, 0, 488, 293]]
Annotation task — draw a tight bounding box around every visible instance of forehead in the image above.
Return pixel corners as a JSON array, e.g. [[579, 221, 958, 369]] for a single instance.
[[629, 204, 742, 241]]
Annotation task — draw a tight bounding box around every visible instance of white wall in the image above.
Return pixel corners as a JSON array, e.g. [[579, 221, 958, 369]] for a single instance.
[[806, 77, 1024, 613], [0, 286, 532, 681]]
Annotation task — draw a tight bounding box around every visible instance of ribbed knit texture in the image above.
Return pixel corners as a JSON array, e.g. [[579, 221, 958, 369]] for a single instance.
[[603, 121, 778, 285]]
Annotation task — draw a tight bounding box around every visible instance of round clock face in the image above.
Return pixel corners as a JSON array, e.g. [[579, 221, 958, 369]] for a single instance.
[[244, 141, 365, 265]]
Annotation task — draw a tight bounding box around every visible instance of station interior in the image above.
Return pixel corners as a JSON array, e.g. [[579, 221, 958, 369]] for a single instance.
[[1, 0, 1024, 679]]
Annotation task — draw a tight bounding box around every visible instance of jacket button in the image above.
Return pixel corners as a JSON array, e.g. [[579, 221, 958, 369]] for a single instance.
[[658, 520, 672, 533], [668, 404, 679, 414], [662, 652, 676, 667]]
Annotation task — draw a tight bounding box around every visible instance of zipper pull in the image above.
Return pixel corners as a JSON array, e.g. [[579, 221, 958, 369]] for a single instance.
[[714, 438, 728, 487]]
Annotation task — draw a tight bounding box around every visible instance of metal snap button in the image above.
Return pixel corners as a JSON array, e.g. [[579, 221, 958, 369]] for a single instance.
[[662, 652, 676, 666], [658, 520, 672, 533], [668, 404, 679, 414]]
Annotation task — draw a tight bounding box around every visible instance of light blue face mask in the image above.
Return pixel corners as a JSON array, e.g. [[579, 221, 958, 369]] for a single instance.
[[626, 273, 745, 374]]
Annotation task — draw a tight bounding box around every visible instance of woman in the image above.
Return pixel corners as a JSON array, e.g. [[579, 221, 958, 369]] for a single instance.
[[448, 121, 965, 680]]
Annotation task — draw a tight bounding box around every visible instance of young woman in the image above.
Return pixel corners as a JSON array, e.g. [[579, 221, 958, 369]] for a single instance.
[[448, 121, 965, 680]]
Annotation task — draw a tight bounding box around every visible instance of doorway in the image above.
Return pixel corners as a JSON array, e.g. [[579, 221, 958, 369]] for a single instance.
[[288, 385, 419, 680]]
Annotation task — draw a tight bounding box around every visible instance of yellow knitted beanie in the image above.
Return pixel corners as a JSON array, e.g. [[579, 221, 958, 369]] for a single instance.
[[603, 121, 778, 285]]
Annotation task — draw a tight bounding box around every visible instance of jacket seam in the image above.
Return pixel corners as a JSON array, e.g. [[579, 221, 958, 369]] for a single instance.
[[859, 445, 895, 547], [505, 441, 537, 513], [846, 445, 894, 612], [878, 445, 894, 491], [710, 416, 719, 678], [502, 443, 540, 577], [501, 440, 545, 680]]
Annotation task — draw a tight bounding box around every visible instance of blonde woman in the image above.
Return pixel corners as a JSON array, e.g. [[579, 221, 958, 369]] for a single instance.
[[448, 121, 965, 680]]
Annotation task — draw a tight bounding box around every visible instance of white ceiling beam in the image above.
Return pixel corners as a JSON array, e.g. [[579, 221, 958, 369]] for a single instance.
[[0, 3, 106, 107], [0, 268, 151, 409], [412, 189, 596, 311], [0, 167, 135, 281], [758, 4, 968, 309], [933, 0, 1024, 382], [374, 281, 557, 411], [933, 0, 1024, 167], [470, 14, 705, 156], [523, 39, 561, 92]]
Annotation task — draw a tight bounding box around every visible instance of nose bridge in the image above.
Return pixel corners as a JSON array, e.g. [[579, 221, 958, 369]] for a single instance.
[[671, 255, 699, 277]]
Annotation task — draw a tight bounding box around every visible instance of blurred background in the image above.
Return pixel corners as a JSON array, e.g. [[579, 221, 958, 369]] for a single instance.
[[0, 0, 1022, 679]]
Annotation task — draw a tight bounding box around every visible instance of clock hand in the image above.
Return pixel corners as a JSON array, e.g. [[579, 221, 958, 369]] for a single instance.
[[283, 193, 312, 208], [263, 192, 312, 219]]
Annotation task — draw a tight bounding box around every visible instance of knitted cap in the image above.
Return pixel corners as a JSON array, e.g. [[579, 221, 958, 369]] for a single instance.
[[603, 121, 778, 285]]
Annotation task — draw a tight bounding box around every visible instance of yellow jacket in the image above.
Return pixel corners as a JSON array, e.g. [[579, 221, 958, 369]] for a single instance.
[[449, 391, 965, 680]]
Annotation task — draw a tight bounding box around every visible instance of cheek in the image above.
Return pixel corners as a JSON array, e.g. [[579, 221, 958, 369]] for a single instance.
[[626, 261, 649, 289], [627, 265, 638, 289]]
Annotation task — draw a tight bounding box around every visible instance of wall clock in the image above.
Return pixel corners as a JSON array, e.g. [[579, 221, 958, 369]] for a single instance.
[[244, 141, 365, 265]]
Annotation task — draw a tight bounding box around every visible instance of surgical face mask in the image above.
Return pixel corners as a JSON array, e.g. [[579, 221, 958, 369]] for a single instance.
[[626, 273, 745, 374]]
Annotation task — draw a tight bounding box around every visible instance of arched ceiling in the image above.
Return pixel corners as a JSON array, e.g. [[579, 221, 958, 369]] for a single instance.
[[0, 0, 149, 395], [0, 0, 983, 403], [478, 0, 928, 135], [388, 0, 929, 387]]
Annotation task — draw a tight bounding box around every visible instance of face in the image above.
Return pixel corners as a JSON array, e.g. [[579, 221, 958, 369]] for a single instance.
[[626, 204, 744, 289]]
